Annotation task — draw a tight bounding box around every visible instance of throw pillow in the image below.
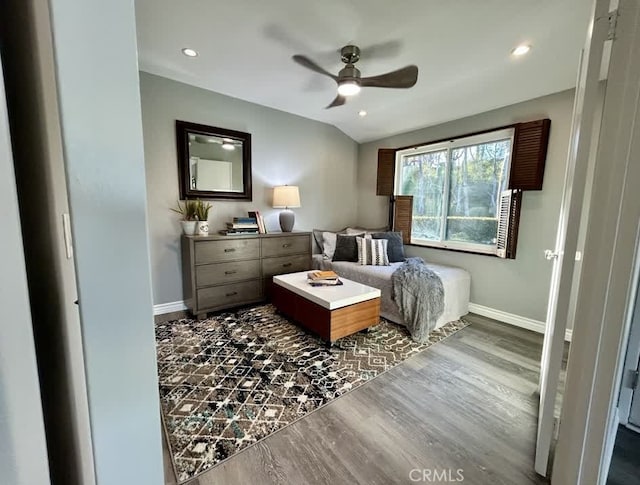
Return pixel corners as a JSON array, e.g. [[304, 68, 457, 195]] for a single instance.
[[357, 237, 390, 266], [312, 229, 325, 253], [313, 227, 347, 254], [322, 231, 338, 260], [372, 232, 405, 262], [332, 234, 363, 262]]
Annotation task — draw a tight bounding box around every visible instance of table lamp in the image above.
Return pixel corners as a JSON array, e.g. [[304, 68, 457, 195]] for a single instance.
[[273, 185, 301, 232]]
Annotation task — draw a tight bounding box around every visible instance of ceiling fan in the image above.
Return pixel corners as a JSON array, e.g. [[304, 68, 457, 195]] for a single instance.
[[293, 44, 419, 109]]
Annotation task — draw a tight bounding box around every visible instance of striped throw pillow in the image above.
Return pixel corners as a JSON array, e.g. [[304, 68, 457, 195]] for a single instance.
[[357, 237, 390, 266]]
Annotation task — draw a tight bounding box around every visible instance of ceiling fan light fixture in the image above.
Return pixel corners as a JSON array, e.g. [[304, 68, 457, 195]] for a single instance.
[[337, 80, 361, 96]]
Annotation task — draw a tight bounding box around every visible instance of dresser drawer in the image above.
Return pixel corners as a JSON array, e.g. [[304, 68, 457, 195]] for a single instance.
[[262, 254, 310, 278], [261, 235, 310, 257], [195, 260, 261, 287], [197, 280, 262, 309], [194, 238, 260, 265]]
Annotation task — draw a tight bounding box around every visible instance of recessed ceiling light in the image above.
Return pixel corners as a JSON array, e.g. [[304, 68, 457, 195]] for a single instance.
[[181, 48, 198, 57], [511, 44, 531, 57], [358, 110, 367, 117]]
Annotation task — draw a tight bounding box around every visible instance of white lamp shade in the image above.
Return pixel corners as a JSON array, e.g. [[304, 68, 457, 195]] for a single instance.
[[273, 185, 301, 208]]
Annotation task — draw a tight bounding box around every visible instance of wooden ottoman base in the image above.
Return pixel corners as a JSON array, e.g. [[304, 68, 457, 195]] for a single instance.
[[272, 283, 380, 343]]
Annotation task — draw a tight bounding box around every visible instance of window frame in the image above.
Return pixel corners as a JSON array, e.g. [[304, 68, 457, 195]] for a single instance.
[[395, 127, 515, 255]]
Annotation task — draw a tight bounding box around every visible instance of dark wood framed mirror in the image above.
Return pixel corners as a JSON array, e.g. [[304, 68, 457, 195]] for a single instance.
[[176, 120, 252, 200]]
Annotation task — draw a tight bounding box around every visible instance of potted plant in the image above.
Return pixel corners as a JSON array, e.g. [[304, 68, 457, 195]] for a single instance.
[[171, 200, 198, 235], [194, 199, 212, 236]]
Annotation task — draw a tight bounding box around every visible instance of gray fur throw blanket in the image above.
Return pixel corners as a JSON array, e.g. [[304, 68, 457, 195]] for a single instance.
[[391, 257, 445, 343]]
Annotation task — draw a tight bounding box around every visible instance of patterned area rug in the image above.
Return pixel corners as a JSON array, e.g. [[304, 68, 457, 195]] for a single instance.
[[156, 304, 469, 483]]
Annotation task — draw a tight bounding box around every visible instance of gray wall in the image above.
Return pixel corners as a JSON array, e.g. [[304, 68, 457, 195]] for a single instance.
[[48, 0, 163, 483], [0, 60, 51, 485], [357, 89, 577, 322], [140, 72, 359, 305]]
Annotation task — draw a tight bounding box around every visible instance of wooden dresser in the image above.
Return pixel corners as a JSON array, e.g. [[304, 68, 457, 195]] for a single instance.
[[182, 232, 312, 319]]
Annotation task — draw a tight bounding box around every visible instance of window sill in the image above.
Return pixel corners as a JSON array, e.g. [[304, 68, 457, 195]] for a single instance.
[[406, 240, 500, 258]]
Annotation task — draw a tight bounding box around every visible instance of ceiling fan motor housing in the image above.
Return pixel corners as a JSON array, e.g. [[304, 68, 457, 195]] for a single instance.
[[338, 65, 361, 83], [340, 45, 360, 64]]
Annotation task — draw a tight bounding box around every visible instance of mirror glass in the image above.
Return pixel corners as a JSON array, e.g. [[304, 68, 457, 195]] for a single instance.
[[177, 121, 252, 200], [188, 133, 244, 192]]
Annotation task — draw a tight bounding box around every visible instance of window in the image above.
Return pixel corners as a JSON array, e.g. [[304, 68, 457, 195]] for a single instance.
[[396, 128, 514, 255]]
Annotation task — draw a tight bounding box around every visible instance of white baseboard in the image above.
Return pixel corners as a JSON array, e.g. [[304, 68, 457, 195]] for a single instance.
[[468, 302, 572, 342], [153, 300, 187, 316]]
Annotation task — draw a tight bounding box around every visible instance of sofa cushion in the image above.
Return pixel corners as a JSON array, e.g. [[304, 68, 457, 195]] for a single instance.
[[346, 225, 388, 235]]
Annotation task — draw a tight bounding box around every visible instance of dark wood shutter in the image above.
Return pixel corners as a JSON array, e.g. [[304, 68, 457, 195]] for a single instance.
[[496, 189, 522, 259], [376, 149, 396, 196], [392, 195, 413, 244], [509, 119, 551, 190]]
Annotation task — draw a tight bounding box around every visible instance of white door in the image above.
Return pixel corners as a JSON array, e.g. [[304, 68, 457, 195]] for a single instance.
[[195, 159, 234, 191], [535, 0, 612, 476]]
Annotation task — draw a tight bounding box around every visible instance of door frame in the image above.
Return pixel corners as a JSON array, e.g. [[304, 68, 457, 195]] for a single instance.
[[552, 0, 640, 483]]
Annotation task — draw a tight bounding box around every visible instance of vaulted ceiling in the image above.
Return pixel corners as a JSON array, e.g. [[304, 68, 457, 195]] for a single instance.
[[135, 0, 592, 142]]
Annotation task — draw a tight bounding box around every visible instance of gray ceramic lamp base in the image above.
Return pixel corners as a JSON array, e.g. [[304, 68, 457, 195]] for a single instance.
[[279, 209, 295, 232]]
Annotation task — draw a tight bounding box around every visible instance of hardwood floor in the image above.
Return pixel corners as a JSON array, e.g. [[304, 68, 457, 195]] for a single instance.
[[608, 425, 640, 485], [162, 314, 552, 485]]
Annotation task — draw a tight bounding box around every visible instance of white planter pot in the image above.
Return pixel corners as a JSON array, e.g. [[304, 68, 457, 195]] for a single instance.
[[181, 220, 197, 235], [196, 220, 209, 236]]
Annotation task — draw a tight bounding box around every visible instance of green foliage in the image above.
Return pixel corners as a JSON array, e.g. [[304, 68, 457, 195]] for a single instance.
[[400, 138, 510, 246], [171, 200, 198, 221], [412, 216, 441, 241], [446, 218, 497, 245], [194, 199, 212, 221]]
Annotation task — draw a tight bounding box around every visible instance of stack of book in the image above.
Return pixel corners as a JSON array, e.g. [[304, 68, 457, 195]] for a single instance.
[[219, 211, 268, 235], [222, 217, 259, 235], [248, 211, 267, 234], [307, 270, 343, 286]]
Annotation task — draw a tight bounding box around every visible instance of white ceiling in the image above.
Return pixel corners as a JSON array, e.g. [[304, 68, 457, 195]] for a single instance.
[[135, 0, 592, 143]]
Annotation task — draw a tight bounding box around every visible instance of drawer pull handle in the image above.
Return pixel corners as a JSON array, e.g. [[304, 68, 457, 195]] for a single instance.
[[282, 244, 292, 248], [225, 270, 237, 275], [224, 248, 236, 253], [226, 291, 238, 297], [282, 263, 292, 267]]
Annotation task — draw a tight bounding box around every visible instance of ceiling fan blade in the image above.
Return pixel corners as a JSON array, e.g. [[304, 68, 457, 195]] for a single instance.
[[359, 40, 402, 59], [292, 55, 338, 81], [325, 94, 347, 109], [360, 65, 418, 89]]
